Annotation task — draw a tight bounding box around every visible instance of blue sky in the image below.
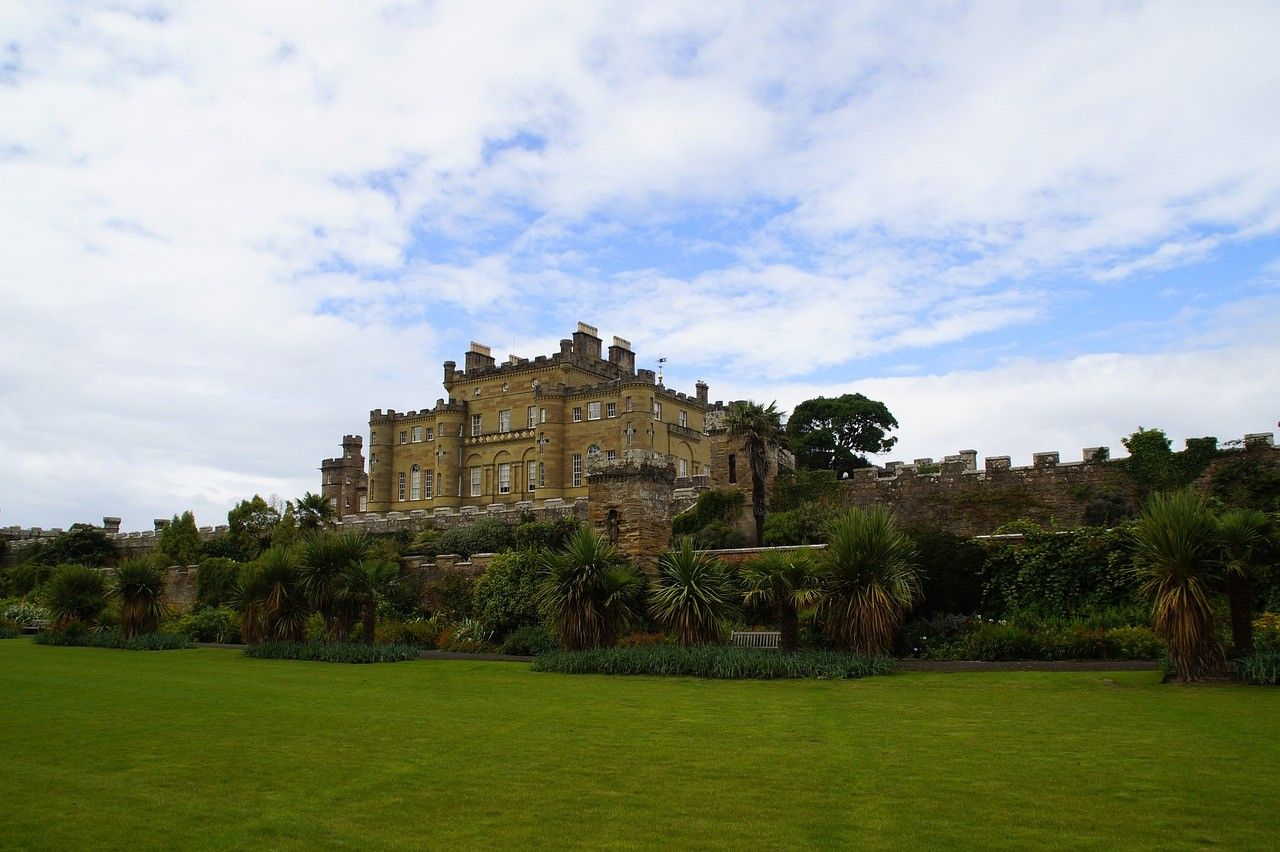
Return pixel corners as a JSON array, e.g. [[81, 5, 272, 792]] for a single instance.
[[1, 1, 1278, 529]]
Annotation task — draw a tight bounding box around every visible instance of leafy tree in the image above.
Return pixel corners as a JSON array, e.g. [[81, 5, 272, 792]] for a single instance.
[[786, 393, 899, 478], [512, 516, 580, 551], [819, 507, 920, 655], [740, 550, 822, 652], [1121, 428, 1218, 495], [270, 504, 300, 549], [155, 511, 202, 566], [196, 557, 240, 607], [537, 526, 642, 650], [293, 492, 336, 531], [725, 400, 784, 545], [112, 557, 166, 638], [649, 538, 735, 645], [472, 549, 543, 640], [1216, 508, 1275, 656], [433, 517, 512, 559], [43, 564, 108, 628], [227, 495, 282, 554], [1131, 491, 1224, 682], [33, 524, 118, 567]]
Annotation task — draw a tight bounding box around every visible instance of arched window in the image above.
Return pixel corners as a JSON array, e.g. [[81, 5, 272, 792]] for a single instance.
[[410, 465, 421, 500], [587, 444, 601, 457]]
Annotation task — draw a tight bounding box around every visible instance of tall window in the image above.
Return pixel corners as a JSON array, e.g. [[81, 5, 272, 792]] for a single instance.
[[625, 396, 633, 412], [325, 473, 331, 485], [527, 406, 537, 428], [397, 472, 406, 501], [470, 466, 482, 496], [679, 410, 687, 428], [330, 497, 338, 509], [359, 496, 367, 512], [677, 458, 688, 478], [606, 449, 617, 463], [539, 462, 545, 487], [498, 409, 511, 433], [424, 470, 434, 499], [572, 406, 582, 422], [410, 465, 421, 500], [426, 426, 434, 441], [572, 453, 582, 487], [606, 401, 617, 418], [412, 426, 423, 442], [587, 401, 602, 420], [400, 430, 408, 444], [498, 463, 511, 494], [471, 414, 482, 436], [653, 401, 662, 420], [527, 460, 537, 492]]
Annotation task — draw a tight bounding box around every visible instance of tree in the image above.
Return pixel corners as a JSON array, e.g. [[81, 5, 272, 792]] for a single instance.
[[649, 538, 736, 645], [227, 495, 282, 555], [786, 394, 898, 478], [113, 557, 165, 638], [725, 400, 784, 545], [818, 507, 920, 655], [294, 492, 336, 531], [37, 524, 117, 567], [299, 531, 370, 641], [1131, 491, 1224, 682], [1216, 508, 1275, 656], [347, 557, 399, 643], [537, 527, 642, 650], [43, 564, 108, 628], [155, 511, 202, 566], [472, 549, 543, 640], [237, 545, 308, 644], [740, 550, 822, 652]]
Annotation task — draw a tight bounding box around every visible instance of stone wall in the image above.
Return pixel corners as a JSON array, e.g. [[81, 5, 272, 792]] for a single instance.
[[586, 450, 676, 575]]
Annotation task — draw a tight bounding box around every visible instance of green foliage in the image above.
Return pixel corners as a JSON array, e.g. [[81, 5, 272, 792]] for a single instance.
[[270, 505, 300, 549], [0, 625, 19, 639], [299, 531, 372, 640], [649, 538, 735, 645], [33, 625, 192, 650], [471, 549, 543, 640], [739, 550, 821, 652], [237, 545, 309, 644], [227, 495, 282, 555], [112, 557, 166, 638], [2, 600, 49, 626], [23, 524, 118, 568], [293, 491, 336, 530], [786, 393, 898, 477], [690, 521, 749, 550], [196, 557, 240, 607], [8, 561, 53, 596], [980, 525, 1140, 617], [904, 527, 987, 615], [512, 517, 580, 551], [500, 624, 557, 655], [819, 507, 920, 655], [437, 618, 497, 652], [43, 564, 108, 627], [433, 517, 513, 558], [200, 533, 259, 562], [537, 526, 643, 650], [769, 467, 845, 513], [531, 645, 895, 680], [762, 503, 836, 546], [423, 570, 475, 620], [1212, 454, 1280, 511], [170, 605, 242, 643], [374, 615, 442, 647], [672, 489, 744, 535], [242, 641, 421, 663], [725, 399, 785, 544], [1234, 651, 1280, 685], [155, 511, 203, 566], [1120, 428, 1218, 494]]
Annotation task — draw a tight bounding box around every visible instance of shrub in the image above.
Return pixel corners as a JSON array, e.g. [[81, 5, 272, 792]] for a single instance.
[[155, 511, 203, 566], [171, 605, 242, 644], [28, 524, 118, 568], [375, 615, 444, 647], [3, 600, 50, 626], [763, 503, 835, 546], [1103, 626, 1166, 660], [242, 641, 421, 663], [896, 613, 978, 658], [532, 645, 895, 680], [512, 517, 580, 551], [437, 617, 496, 653], [672, 489, 745, 536], [9, 561, 53, 596], [1236, 651, 1280, 685], [433, 518, 512, 558], [238, 545, 309, 644], [905, 528, 987, 615], [112, 557, 166, 638], [650, 538, 735, 645], [691, 521, 749, 550], [33, 626, 192, 650], [43, 564, 108, 627], [423, 570, 475, 621], [196, 558, 241, 607], [981, 524, 1140, 618], [819, 507, 920, 655], [500, 624, 557, 656], [538, 527, 642, 650], [471, 549, 542, 640], [616, 631, 672, 648], [949, 622, 1044, 661]]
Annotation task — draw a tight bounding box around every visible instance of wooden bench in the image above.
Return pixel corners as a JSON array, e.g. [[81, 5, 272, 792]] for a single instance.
[[731, 631, 780, 650], [21, 619, 49, 635]]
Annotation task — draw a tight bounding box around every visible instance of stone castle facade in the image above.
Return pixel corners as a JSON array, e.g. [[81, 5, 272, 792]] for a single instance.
[[320, 435, 368, 515], [362, 323, 714, 514]]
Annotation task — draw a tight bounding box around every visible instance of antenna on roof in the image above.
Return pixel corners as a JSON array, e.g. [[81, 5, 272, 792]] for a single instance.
[[656, 357, 668, 385]]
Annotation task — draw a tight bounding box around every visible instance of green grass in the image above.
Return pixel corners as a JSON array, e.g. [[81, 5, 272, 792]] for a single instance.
[[1, 639, 1278, 850]]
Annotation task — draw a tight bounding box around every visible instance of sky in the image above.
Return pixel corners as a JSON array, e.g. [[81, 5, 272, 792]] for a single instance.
[[2, 1, 1279, 531]]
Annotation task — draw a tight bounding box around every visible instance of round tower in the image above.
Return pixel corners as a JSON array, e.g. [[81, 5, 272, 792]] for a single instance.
[[433, 401, 466, 508], [366, 410, 395, 511]]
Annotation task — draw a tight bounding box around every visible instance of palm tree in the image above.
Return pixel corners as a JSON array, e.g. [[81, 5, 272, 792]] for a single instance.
[[740, 550, 822, 652], [1216, 507, 1274, 657], [294, 492, 337, 531], [238, 545, 309, 644], [1131, 490, 1224, 682], [538, 526, 642, 650], [818, 507, 919, 655], [650, 537, 735, 645], [113, 557, 166, 638], [346, 557, 400, 643], [725, 400, 784, 545], [299, 531, 370, 641], [44, 564, 108, 628]]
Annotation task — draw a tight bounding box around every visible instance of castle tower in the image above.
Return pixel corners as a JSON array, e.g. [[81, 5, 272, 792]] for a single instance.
[[586, 449, 676, 576]]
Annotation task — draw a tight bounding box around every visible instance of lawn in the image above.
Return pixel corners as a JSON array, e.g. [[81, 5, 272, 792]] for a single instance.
[[1, 640, 1277, 850]]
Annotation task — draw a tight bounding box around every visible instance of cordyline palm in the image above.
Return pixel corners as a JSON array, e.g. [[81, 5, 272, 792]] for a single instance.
[[650, 537, 736, 645], [238, 545, 309, 644], [818, 507, 919, 655], [113, 557, 166, 638], [294, 491, 337, 531], [346, 557, 400, 643], [741, 550, 822, 652], [1131, 490, 1224, 682], [538, 526, 642, 650], [44, 564, 108, 628], [1216, 507, 1274, 657], [300, 531, 371, 641], [725, 400, 784, 545]]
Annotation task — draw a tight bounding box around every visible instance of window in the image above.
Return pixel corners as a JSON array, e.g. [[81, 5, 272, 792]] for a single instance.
[[398, 472, 406, 501], [345, 497, 350, 508], [412, 426, 423, 442], [677, 458, 688, 478], [606, 449, 617, 462], [410, 465, 421, 500], [359, 496, 367, 512], [458, 424, 464, 437], [344, 475, 351, 485], [606, 401, 617, 418], [501, 383, 509, 392], [426, 426, 434, 441], [499, 409, 511, 433], [424, 470, 434, 499], [679, 410, 688, 428], [473, 387, 481, 397], [728, 453, 737, 484], [572, 406, 582, 422], [330, 497, 338, 509], [625, 396, 633, 412], [325, 473, 332, 485], [587, 401, 601, 420], [527, 460, 537, 492], [498, 463, 511, 494], [471, 414, 482, 436], [539, 462, 545, 486], [400, 430, 407, 444], [471, 467, 482, 496], [540, 408, 547, 423], [345, 450, 351, 458], [653, 401, 662, 420], [527, 406, 536, 428], [587, 444, 600, 457], [572, 454, 582, 487]]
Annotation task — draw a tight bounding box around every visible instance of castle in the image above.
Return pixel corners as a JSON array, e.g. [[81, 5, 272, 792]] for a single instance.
[[359, 323, 715, 514]]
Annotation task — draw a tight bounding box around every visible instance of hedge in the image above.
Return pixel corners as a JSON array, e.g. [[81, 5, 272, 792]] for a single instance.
[[532, 645, 895, 680]]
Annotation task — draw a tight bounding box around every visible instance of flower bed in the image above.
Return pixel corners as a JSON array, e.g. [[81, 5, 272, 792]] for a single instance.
[[532, 645, 895, 680]]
